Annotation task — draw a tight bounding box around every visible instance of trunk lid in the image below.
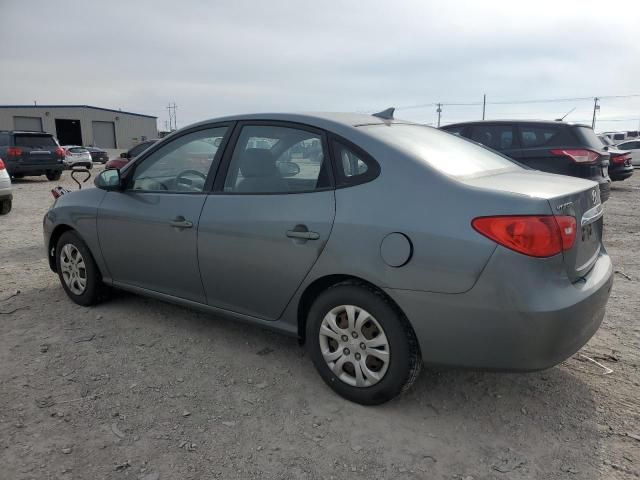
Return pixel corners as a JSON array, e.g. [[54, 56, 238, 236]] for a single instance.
[[14, 134, 58, 164], [463, 170, 603, 281]]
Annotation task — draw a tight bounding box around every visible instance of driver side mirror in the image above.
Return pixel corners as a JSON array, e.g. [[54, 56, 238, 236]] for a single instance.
[[95, 168, 123, 191]]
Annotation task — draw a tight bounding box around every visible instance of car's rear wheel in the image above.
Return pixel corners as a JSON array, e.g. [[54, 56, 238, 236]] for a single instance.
[[0, 198, 11, 215], [46, 170, 62, 181], [55, 231, 105, 306], [306, 283, 421, 405]]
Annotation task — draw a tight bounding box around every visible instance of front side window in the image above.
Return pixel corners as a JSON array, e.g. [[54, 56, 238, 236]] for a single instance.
[[130, 127, 227, 193], [362, 123, 519, 178], [224, 125, 330, 193], [129, 141, 155, 158], [470, 125, 514, 150]]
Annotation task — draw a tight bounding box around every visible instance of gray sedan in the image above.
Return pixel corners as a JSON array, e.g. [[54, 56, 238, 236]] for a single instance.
[[43, 112, 613, 405]]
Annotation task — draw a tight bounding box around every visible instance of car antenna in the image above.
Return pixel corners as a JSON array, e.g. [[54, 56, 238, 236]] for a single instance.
[[372, 107, 395, 120], [555, 107, 576, 122]]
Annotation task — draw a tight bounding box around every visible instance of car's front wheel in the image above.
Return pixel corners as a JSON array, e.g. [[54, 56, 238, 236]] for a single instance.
[[46, 170, 62, 181], [306, 283, 421, 405], [55, 231, 105, 306]]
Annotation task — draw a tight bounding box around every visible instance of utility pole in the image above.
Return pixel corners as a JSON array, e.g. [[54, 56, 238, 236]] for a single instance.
[[436, 103, 442, 128], [482, 94, 486, 120], [591, 97, 599, 130], [166, 102, 178, 130]]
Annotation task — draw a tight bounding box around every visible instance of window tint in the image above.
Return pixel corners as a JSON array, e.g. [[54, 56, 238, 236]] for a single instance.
[[0, 133, 9, 146], [519, 125, 561, 147], [130, 127, 227, 192], [362, 124, 519, 178], [224, 125, 330, 193], [573, 126, 606, 150], [331, 140, 379, 186], [619, 141, 639, 150], [67, 147, 88, 153], [470, 125, 514, 150], [14, 134, 57, 148], [442, 126, 465, 136], [129, 141, 155, 158]]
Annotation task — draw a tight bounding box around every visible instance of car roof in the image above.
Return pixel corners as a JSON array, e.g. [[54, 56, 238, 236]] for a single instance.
[[442, 119, 591, 128], [186, 112, 415, 131], [0, 130, 54, 135]]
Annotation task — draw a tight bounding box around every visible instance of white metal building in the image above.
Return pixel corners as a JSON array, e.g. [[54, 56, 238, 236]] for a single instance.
[[0, 105, 158, 149]]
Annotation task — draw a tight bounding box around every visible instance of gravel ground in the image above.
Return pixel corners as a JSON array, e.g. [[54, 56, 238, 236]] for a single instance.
[[0, 168, 638, 480]]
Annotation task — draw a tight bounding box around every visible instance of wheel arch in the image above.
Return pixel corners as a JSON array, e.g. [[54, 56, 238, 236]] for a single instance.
[[296, 274, 412, 345], [48, 224, 75, 272]]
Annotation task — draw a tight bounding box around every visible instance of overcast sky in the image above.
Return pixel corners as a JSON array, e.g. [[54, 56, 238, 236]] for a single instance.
[[1, 0, 638, 132]]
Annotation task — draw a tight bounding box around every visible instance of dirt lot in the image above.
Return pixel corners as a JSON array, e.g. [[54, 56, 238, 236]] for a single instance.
[[1, 168, 638, 480]]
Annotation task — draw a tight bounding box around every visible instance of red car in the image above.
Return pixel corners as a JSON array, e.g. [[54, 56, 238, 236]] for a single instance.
[[105, 139, 158, 170]]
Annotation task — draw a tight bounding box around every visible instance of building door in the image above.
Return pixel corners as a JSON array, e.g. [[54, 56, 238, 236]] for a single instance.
[[92, 121, 116, 148], [55, 119, 83, 145], [13, 116, 43, 132]]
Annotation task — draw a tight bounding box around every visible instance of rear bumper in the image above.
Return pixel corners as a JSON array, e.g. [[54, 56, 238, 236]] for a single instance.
[[7, 162, 64, 175], [387, 247, 613, 371], [609, 165, 634, 181], [598, 178, 611, 201]]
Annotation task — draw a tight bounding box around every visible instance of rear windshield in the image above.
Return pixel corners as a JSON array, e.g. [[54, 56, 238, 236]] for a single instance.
[[14, 134, 57, 148], [362, 124, 519, 178], [573, 126, 607, 150], [67, 147, 88, 153]]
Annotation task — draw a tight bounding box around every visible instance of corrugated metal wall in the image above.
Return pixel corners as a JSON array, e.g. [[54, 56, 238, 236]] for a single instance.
[[0, 106, 157, 149]]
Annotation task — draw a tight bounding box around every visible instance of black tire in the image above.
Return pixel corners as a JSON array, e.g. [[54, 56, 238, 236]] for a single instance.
[[55, 231, 105, 306], [306, 282, 421, 405], [11, 173, 24, 179], [0, 199, 11, 215], [46, 170, 62, 181]]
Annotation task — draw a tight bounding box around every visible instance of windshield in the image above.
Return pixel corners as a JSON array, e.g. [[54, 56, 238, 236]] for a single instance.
[[362, 123, 519, 178]]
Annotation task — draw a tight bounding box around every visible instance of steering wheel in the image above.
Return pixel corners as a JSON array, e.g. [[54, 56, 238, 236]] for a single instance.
[[175, 169, 207, 189]]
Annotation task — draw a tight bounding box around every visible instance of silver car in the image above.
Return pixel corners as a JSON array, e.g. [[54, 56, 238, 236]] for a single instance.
[[43, 112, 613, 405], [0, 157, 12, 214]]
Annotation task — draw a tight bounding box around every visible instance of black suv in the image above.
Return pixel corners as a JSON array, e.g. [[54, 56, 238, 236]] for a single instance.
[[441, 120, 611, 201], [0, 131, 65, 180]]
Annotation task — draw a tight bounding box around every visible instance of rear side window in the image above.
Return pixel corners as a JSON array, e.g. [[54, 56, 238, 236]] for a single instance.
[[331, 140, 379, 186], [519, 125, 561, 147], [362, 124, 519, 178], [0, 133, 9, 146], [572, 126, 607, 150], [469, 125, 514, 150], [14, 134, 57, 148], [618, 141, 639, 150], [442, 125, 465, 136]]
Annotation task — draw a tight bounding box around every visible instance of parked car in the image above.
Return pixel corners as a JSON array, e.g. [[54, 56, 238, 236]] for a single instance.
[[85, 146, 109, 164], [0, 158, 12, 214], [62, 146, 93, 169], [43, 112, 613, 405], [614, 139, 640, 166], [602, 131, 628, 142], [599, 136, 634, 181], [626, 130, 639, 139], [441, 120, 612, 201], [0, 130, 65, 180], [105, 139, 158, 170]]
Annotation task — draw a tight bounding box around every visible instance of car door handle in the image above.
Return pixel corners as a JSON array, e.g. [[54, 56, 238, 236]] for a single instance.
[[169, 217, 193, 229], [286, 229, 320, 240]]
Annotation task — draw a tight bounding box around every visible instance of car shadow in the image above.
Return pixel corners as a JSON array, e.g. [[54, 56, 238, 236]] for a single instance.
[[21, 285, 604, 478]]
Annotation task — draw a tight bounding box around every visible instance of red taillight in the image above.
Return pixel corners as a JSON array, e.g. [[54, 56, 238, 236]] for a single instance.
[[55, 147, 65, 157], [472, 215, 576, 258], [0, 159, 5, 170], [7, 147, 22, 157], [611, 154, 630, 165], [550, 149, 599, 164]]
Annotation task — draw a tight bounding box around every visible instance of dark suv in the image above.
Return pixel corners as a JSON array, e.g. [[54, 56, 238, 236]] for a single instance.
[[0, 131, 65, 180], [441, 120, 611, 201]]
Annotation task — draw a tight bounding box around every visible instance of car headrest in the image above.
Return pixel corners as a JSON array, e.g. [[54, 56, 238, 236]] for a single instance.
[[239, 148, 278, 178]]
